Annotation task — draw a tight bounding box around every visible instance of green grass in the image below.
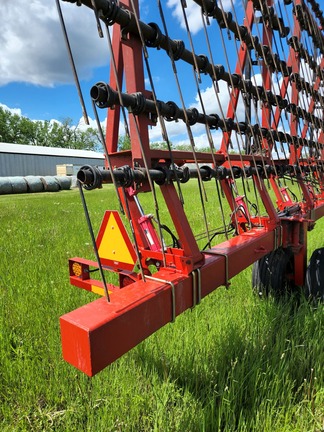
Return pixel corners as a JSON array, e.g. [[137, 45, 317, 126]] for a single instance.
[[0, 185, 323, 431]]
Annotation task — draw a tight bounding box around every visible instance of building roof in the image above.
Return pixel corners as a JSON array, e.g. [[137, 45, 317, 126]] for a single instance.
[[0, 143, 105, 159]]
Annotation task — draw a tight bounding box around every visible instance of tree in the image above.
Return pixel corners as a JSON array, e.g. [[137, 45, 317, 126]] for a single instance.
[[0, 106, 103, 151], [172, 143, 213, 153], [150, 141, 173, 150], [118, 134, 131, 151]]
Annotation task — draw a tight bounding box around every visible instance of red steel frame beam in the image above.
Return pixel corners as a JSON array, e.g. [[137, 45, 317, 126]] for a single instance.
[[105, 0, 201, 261], [219, 0, 254, 155], [289, 0, 302, 165], [61, 226, 279, 376], [105, 0, 151, 162]]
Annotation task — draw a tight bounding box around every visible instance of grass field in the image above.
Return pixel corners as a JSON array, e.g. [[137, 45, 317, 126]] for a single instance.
[[0, 184, 323, 431]]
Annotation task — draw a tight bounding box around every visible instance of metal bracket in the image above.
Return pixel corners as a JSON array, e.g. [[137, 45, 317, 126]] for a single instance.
[[276, 225, 283, 249], [203, 250, 230, 288], [191, 268, 202, 308], [144, 275, 176, 322]]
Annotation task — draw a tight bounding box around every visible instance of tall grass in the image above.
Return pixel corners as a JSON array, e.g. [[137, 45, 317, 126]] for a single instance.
[[0, 185, 323, 431]]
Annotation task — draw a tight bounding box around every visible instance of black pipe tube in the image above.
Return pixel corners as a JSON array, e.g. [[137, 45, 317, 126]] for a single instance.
[[77, 162, 323, 190], [77, 165, 227, 189], [91, 83, 324, 143], [90, 83, 221, 128]]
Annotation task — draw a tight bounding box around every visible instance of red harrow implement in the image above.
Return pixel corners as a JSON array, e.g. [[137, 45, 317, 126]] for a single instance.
[[58, 0, 324, 376]]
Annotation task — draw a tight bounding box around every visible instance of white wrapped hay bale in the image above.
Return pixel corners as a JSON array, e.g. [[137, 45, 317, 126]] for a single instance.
[[24, 176, 44, 193], [10, 177, 28, 194], [41, 176, 60, 192], [0, 178, 13, 195], [54, 176, 71, 190]]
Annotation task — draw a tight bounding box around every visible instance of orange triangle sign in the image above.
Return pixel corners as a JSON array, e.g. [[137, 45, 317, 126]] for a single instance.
[[96, 211, 137, 271]]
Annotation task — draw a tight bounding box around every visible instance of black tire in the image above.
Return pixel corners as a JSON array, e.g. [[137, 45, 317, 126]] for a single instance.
[[305, 248, 324, 301], [252, 247, 295, 298]]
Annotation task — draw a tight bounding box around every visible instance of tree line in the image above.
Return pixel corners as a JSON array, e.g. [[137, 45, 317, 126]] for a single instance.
[[0, 106, 213, 152], [0, 106, 102, 151], [118, 134, 212, 153]]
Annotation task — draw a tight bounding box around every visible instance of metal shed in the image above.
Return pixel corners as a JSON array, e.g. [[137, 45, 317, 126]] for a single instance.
[[0, 143, 105, 177]]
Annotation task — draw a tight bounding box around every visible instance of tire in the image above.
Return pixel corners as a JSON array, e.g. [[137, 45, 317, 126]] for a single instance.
[[305, 248, 324, 301], [252, 247, 295, 298]]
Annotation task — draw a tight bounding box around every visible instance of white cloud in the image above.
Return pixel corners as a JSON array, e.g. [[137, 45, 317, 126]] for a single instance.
[[191, 81, 246, 120], [76, 115, 106, 132], [148, 106, 224, 149], [147, 75, 249, 148], [149, 115, 225, 149], [166, 0, 235, 35], [0, 0, 108, 87], [0, 103, 23, 116], [166, 0, 204, 35], [145, 76, 161, 87]]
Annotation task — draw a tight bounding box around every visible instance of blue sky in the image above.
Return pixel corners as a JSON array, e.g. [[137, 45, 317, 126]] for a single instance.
[[1, 0, 111, 123], [0, 3, 239, 103], [0, 0, 284, 148], [1, 1, 205, 121]]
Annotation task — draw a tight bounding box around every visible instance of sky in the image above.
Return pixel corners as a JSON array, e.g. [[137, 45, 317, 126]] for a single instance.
[[0, 0, 297, 149], [0, 0, 110, 123]]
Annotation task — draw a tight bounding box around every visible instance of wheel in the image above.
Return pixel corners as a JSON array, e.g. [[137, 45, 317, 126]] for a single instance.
[[252, 247, 295, 298], [305, 248, 324, 301]]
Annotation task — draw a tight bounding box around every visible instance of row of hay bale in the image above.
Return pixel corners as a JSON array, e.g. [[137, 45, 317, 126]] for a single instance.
[[0, 176, 72, 195]]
